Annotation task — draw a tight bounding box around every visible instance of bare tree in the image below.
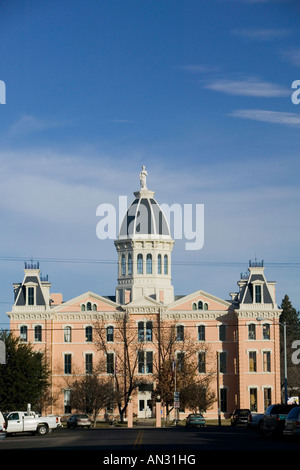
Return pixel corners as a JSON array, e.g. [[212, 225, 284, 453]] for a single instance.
[[69, 374, 114, 426], [152, 319, 216, 420], [94, 312, 148, 422]]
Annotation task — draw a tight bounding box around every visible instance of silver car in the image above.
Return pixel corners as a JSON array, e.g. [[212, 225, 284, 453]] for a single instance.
[[67, 414, 92, 429]]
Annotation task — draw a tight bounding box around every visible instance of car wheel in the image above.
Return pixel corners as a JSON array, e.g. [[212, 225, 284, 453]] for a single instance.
[[37, 424, 48, 435]]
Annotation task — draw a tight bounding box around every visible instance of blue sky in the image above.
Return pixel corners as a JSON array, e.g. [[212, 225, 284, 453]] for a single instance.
[[0, 0, 300, 327]]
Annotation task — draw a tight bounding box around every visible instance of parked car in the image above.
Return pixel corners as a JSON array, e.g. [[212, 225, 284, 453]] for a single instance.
[[186, 413, 205, 428], [230, 409, 250, 426], [67, 414, 92, 429], [260, 404, 298, 437], [247, 412, 264, 430], [0, 412, 6, 440], [4, 411, 60, 435], [283, 406, 300, 438]]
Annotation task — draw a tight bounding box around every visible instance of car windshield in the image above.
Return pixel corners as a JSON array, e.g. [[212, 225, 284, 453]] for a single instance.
[[77, 415, 89, 419], [287, 407, 300, 419]]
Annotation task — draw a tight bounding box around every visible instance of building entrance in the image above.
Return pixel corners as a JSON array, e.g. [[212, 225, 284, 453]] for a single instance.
[[138, 384, 153, 418]]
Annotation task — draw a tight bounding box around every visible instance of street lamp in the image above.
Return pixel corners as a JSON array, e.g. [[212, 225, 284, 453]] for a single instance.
[[257, 317, 287, 404]]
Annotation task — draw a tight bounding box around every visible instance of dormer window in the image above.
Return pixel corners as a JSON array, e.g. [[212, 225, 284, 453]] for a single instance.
[[255, 285, 262, 303], [25, 284, 36, 306]]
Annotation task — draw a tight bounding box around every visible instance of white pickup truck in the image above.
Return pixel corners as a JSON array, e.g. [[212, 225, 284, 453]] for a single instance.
[[4, 411, 60, 435]]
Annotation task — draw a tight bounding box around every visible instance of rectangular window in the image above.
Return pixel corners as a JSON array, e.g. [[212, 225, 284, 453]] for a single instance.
[[138, 322, 144, 342], [107, 326, 114, 342], [107, 353, 114, 374], [262, 324, 270, 340], [64, 354, 72, 374], [220, 388, 227, 412], [219, 325, 226, 341], [34, 325, 42, 342], [138, 351, 144, 373], [20, 326, 27, 342], [176, 325, 184, 342], [146, 322, 153, 342], [146, 351, 153, 374], [198, 352, 206, 373], [248, 324, 256, 340], [264, 388, 272, 411], [198, 325, 205, 341], [64, 327, 72, 343], [219, 352, 227, 373], [138, 351, 153, 374], [263, 351, 271, 372], [64, 390, 71, 414], [250, 388, 257, 412], [255, 285, 262, 303], [85, 326, 93, 342], [177, 352, 185, 372], [249, 351, 257, 372], [85, 353, 93, 374], [28, 287, 34, 306]]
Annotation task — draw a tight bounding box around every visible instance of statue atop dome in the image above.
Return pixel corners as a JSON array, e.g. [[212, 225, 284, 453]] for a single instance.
[[139, 165, 148, 190]]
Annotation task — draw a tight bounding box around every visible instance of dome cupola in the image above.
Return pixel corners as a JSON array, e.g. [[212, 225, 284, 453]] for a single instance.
[[115, 166, 174, 305]]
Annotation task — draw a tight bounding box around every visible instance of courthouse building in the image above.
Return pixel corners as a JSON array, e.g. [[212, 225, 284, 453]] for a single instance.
[[7, 168, 282, 420]]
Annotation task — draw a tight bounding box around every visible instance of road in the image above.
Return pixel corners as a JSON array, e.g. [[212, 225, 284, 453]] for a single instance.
[[1, 424, 299, 456]]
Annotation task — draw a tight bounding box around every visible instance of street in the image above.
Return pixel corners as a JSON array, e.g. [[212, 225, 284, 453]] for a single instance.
[[0, 424, 299, 454]]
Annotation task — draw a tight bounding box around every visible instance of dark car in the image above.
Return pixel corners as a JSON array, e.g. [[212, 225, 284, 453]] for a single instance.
[[186, 413, 205, 428], [283, 406, 300, 438], [230, 409, 250, 426], [260, 404, 298, 437], [67, 414, 92, 429]]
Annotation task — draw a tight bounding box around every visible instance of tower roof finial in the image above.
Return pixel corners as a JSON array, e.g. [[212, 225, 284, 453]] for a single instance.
[[139, 165, 147, 190]]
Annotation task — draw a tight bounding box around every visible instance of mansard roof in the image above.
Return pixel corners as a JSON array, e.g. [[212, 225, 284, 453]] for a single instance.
[[237, 263, 275, 306], [14, 274, 46, 307]]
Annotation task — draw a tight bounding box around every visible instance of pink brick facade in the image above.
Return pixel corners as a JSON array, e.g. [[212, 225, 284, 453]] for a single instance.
[[7, 171, 282, 421]]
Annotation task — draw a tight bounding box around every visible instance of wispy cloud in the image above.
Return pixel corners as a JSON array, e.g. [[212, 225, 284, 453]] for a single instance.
[[281, 49, 300, 67], [231, 28, 292, 41], [8, 114, 73, 137], [204, 77, 289, 98], [229, 109, 300, 127]]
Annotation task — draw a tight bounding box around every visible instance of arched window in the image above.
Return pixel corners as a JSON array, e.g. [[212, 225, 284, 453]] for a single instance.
[[128, 253, 132, 275], [121, 253, 126, 276], [64, 326, 72, 343], [85, 326, 93, 342], [164, 254, 168, 274], [157, 254, 162, 274], [34, 325, 42, 342], [198, 301, 203, 310], [87, 302, 92, 311], [93, 304, 97, 311], [204, 303, 208, 311], [20, 325, 27, 342], [176, 325, 184, 341], [192, 303, 197, 310], [107, 326, 114, 342], [137, 254, 143, 274], [81, 304, 86, 311], [146, 254, 152, 274]]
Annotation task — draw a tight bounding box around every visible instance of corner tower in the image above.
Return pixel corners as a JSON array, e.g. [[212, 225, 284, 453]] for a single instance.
[[114, 166, 174, 305]]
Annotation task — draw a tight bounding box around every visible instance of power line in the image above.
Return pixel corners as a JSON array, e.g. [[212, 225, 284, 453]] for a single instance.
[[0, 255, 299, 267]]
